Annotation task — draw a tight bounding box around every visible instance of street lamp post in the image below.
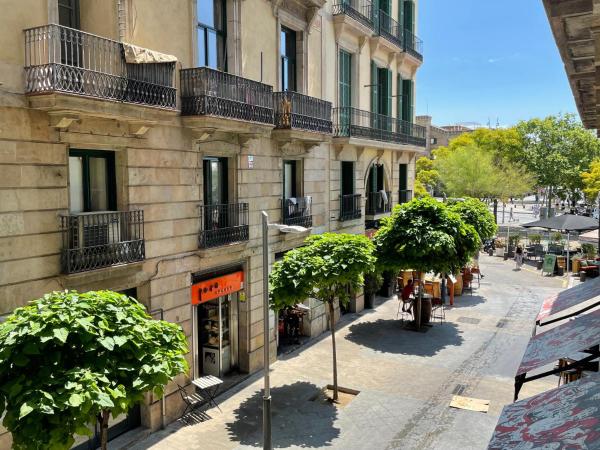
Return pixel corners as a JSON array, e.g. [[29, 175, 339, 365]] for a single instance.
[[261, 211, 308, 450]]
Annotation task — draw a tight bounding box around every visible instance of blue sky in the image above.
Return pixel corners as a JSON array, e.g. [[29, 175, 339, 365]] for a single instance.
[[416, 0, 578, 127]]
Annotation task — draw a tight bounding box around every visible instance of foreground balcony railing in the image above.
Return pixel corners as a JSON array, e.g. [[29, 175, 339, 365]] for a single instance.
[[378, 11, 402, 48], [60, 210, 145, 274], [198, 203, 249, 249], [399, 189, 413, 204], [181, 67, 274, 124], [332, 0, 373, 30], [282, 196, 313, 228], [273, 91, 332, 134], [333, 107, 426, 146], [366, 191, 392, 216], [340, 194, 362, 221], [24, 24, 176, 109], [404, 29, 423, 60]]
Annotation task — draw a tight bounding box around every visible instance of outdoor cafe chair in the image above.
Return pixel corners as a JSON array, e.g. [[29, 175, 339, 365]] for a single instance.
[[431, 297, 445, 324], [177, 384, 204, 418]]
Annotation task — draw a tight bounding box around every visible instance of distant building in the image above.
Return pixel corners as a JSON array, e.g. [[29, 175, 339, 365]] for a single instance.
[[416, 116, 474, 156]]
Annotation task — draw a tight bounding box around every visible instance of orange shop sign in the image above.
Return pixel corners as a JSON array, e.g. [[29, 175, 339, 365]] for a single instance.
[[191, 271, 244, 305]]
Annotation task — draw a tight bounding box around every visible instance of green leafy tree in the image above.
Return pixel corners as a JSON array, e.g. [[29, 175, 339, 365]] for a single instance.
[[581, 158, 600, 201], [0, 290, 188, 450], [515, 114, 600, 206], [415, 156, 439, 196], [448, 198, 497, 240], [270, 233, 375, 401], [373, 198, 480, 327]]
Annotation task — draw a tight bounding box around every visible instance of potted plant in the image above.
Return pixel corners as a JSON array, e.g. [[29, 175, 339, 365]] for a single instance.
[[529, 233, 542, 245], [507, 235, 521, 258], [495, 238, 506, 257], [582, 243, 596, 260], [364, 271, 383, 309]]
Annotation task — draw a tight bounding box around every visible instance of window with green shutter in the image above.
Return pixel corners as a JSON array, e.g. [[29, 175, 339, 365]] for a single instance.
[[339, 50, 352, 108], [401, 78, 413, 123], [370, 61, 379, 115], [403, 0, 414, 33]]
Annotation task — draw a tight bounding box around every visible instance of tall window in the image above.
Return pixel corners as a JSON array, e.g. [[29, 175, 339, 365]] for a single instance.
[[281, 27, 297, 91], [203, 157, 228, 205], [68, 150, 116, 213], [341, 161, 355, 196], [403, 0, 415, 34], [58, 0, 80, 28], [283, 160, 299, 199], [339, 50, 352, 108], [197, 0, 226, 70], [401, 78, 414, 123]]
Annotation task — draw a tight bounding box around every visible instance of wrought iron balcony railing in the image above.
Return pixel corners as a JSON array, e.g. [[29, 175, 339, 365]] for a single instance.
[[399, 189, 413, 204], [60, 210, 145, 274], [282, 196, 313, 228], [198, 203, 249, 249], [333, 107, 426, 147], [24, 24, 176, 109], [366, 191, 392, 216], [378, 10, 402, 49], [273, 91, 333, 134], [404, 29, 423, 60], [332, 0, 374, 30], [181, 67, 274, 125], [340, 194, 362, 221]]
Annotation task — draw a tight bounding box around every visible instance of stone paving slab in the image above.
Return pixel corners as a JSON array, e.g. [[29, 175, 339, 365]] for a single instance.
[[130, 255, 563, 450]]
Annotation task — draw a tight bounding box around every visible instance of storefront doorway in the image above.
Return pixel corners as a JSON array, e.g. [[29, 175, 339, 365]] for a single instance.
[[191, 270, 244, 379], [197, 293, 239, 377]]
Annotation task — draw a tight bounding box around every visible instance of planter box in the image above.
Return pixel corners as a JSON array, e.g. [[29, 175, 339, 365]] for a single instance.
[[495, 248, 505, 257]]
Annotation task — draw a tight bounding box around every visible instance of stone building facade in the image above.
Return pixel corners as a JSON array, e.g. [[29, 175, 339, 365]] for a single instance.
[[416, 115, 473, 156], [0, 0, 425, 444]]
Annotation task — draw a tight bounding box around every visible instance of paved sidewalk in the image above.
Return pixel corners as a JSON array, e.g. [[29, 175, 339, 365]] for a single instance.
[[130, 255, 563, 450]]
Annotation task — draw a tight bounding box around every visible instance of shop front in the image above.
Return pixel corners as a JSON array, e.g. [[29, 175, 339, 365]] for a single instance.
[[191, 270, 244, 379]]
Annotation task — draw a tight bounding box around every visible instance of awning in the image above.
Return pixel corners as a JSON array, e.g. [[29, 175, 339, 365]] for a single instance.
[[122, 43, 178, 64], [514, 308, 600, 400], [488, 374, 600, 449], [580, 228, 599, 240], [522, 214, 598, 231], [536, 276, 600, 325]]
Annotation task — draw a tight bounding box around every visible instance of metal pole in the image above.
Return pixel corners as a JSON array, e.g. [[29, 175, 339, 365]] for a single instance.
[[261, 211, 272, 450], [566, 232, 570, 276]]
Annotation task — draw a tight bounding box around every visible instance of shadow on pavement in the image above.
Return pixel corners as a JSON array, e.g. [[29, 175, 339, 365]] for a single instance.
[[449, 294, 486, 308], [226, 381, 339, 448], [344, 319, 464, 356]]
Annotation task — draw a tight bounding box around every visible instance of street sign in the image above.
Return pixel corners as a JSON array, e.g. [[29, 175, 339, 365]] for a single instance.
[[542, 254, 556, 276]]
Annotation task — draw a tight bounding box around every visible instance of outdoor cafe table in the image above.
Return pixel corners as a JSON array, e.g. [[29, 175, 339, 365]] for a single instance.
[[534, 276, 600, 334], [488, 373, 600, 449], [514, 307, 600, 401]]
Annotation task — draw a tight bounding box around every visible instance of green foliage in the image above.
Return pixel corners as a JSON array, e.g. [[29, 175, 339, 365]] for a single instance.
[[364, 271, 384, 296], [551, 232, 563, 243], [582, 243, 596, 259], [528, 234, 542, 245], [508, 235, 521, 247], [448, 198, 497, 240], [0, 291, 188, 450], [581, 158, 600, 201], [433, 145, 533, 200], [414, 179, 430, 198], [415, 157, 439, 195], [373, 197, 481, 274], [270, 233, 376, 309], [515, 114, 600, 193]]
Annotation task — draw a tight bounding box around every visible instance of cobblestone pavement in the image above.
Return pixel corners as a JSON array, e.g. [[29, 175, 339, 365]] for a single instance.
[[130, 255, 563, 450]]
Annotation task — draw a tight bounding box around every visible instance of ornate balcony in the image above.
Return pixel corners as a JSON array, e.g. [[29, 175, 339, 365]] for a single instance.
[[24, 24, 176, 110], [340, 194, 362, 221], [399, 189, 413, 204], [198, 203, 249, 249], [366, 191, 392, 217], [377, 10, 403, 50], [273, 91, 332, 134], [181, 67, 274, 127], [332, 0, 374, 38], [60, 210, 145, 274], [282, 197, 313, 228], [333, 107, 426, 147], [404, 29, 423, 61]]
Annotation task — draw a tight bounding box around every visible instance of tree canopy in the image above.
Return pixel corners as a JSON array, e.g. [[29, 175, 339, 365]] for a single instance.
[[415, 156, 439, 196], [0, 290, 188, 450], [514, 114, 600, 198], [373, 197, 480, 275], [270, 233, 375, 401], [581, 158, 600, 201], [433, 144, 533, 200], [448, 198, 497, 240]]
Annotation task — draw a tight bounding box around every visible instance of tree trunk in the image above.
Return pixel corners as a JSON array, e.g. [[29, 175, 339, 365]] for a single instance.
[[416, 271, 422, 331], [493, 199, 498, 224], [328, 301, 339, 402], [100, 409, 110, 450]]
